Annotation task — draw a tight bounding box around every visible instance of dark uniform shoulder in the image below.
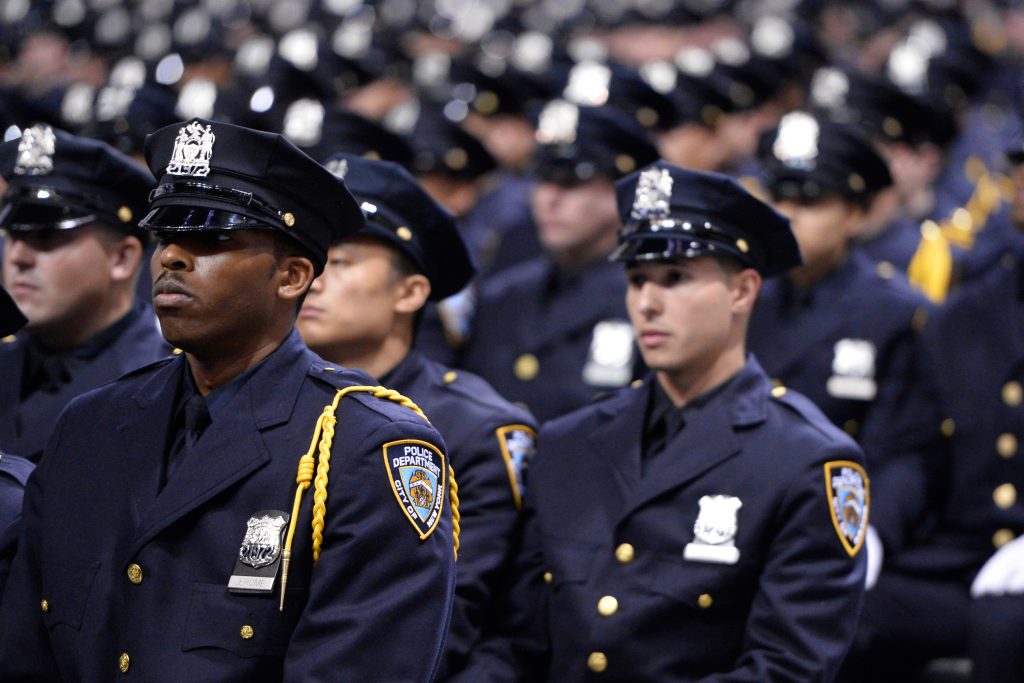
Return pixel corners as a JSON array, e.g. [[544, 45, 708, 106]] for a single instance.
[[307, 361, 435, 426], [766, 384, 862, 454], [0, 453, 34, 486], [117, 354, 177, 381], [419, 359, 536, 427], [477, 256, 548, 303]]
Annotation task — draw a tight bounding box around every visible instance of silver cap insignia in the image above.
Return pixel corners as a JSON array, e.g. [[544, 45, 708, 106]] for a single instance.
[[773, 111, 820, 171], [630, 167, 673, 221], [325, 157, 349, 179], [167, 120, 215, 177], [14, 124, 56, 176], [238, 514, 287, 569], [535, 99, 579, 145]]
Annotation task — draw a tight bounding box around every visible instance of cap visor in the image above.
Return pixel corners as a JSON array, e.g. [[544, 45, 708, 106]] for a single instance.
[[611, 236, 751, 267], [139, 204, 276, 231], [0, 201, 96, 231]]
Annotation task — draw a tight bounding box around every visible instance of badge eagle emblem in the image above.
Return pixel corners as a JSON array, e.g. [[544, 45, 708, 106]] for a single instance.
[[14, 124, 56, 176], [824, 460, 869, 557], [238, 513, 288, 569], [383, 439, 447, 540], [684, 495, 742, 564], [167, 120, 215, 177]]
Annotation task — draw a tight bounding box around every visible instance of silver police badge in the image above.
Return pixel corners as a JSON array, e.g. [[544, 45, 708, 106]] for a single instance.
[[582, 319, 635, 387], [14, 124, 56, 176], [166, 120, 215, 177], [630, 168, 673, 221], [773, 111, 819, 171], [684, 494, 742, 564], [238, 513, 287, 569], [827, 338, 878, 400], [325, 157, 349, 179], [535, 99, 579, 145]]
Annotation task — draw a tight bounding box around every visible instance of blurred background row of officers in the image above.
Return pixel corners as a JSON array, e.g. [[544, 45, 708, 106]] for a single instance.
[[1, 0, 1024, 680]]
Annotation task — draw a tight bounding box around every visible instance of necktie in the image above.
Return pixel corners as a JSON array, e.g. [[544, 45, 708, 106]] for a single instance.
[[162, 394, 211, 489]]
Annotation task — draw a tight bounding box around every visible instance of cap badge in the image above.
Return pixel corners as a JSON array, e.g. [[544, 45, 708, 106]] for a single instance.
[[14, 124, 56, 176], [630, 167, 673, 221], [773, 111, 819, 170], [684, 494, 742, 564], [536, 99, 579, 145], [167, 120, 215, 177], [325, 158, 348, 179]]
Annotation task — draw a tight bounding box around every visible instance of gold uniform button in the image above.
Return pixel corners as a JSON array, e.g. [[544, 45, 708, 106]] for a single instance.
[[118, 206, 133, 223], [615, 543, 635, 564], [126, 563, 143, 584], [1003, 381, 1023, 407], [736, 238, 750, 253], [941, 418, 956, 438], [443, 371, 457, 384], [844, 419, 860, 437], [630, 379, 643, 389], [240, 625, 254, 639], [40, 599, 49, 613], [543, 571, 553, 584], [118, 652, 130, 673], [771, 386, 787, 398], [1, 335, 15, 344], [172, 348, 183, 356], [587, 651, 608, 673], [597, 595, 619, 617], [997, 433, 1018, 459], [876, 261, 896, 280], [396, 226, 413, 241], [994, 528, 1016, 548], [514, 354, 539, 381], [283, 212, 296, 228], [698, 593, 713, 609], [994, 483, 1017, 510]]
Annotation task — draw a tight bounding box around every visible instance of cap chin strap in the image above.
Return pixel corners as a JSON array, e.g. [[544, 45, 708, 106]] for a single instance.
[[278, 385, 461, 611]]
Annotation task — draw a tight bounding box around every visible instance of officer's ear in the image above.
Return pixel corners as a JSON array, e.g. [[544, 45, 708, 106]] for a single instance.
[[393, 273, 431, 315], [729, 267, 762, 316], [107, 234, 143, 284], [277, 255, 316, 303]]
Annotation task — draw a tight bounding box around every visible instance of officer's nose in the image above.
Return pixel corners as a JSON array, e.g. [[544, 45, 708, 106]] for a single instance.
[[154, 235, 192, 272], [3, 235, 37, 270], [307, 272, 325, 294], [635, 280, 663, 318]]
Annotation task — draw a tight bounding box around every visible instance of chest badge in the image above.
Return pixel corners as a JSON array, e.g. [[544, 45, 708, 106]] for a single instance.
[[684, 495, 742, 564], [827, 338, 877, 400], [582, 319, 635, 387], [228, 509, 290, 594], [825, 461, 869, 557]]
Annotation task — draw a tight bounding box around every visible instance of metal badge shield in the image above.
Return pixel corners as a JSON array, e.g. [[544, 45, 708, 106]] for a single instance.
[[238, 513, 288, 568], [383, 439, 447, 540], [166, 120, 215, 177], [630, 168, 673, 221], [824, 461, 870, 557], [535, 99, 579, 145], [684, 495, 742, 564], [582, 319, 635, 387], [827, 338, 878, 400], [14, 124, 56, 176], [496, 424, 537, 509]]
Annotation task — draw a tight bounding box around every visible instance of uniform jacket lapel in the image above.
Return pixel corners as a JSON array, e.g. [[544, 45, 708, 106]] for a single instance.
[[127, 330, 314, 556], [620, 361, 770, 519], [0, 340, 25, 446], [584, 384, 646, 523]]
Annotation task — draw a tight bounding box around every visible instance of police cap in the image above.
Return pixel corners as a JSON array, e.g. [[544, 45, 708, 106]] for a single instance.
[[531, 100, 660, 185], [759, 111, 892, 204], [612, 160, 801, 277], [0, 123, 153, 236], [140, 118, 365, 274], [326, 153, 475, 301]]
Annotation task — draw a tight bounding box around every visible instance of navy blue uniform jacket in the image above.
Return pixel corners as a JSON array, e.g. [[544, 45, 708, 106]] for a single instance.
[[519, 358, 867, 681], [0, 304, 170, 462], [461, 256, 637, 423], [0, 452, 33, 597], [383, 350, 537, 678], [748, 252, 938, 553], [0, 330, 456, 682]]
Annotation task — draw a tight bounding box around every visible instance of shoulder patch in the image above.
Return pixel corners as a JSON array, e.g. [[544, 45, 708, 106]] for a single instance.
[[496, 424, 537, 509], [824, 460, 869, 557], [383, 439, 447, 539]]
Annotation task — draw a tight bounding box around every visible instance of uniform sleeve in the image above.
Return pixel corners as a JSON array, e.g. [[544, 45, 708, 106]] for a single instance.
[[283, 415, 457, 683], [699, 448, 868, 683], [440, 422, 535, 678], [0, 422, 65, 680], [857, 315, 943, 553]]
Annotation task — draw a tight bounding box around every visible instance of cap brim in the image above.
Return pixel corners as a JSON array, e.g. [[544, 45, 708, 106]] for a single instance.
[[0, 201, 96, 231], [611, 235, 754, 268], [139, 204, 276, 231]]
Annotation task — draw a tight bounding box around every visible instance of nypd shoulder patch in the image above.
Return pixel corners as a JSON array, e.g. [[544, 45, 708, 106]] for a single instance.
[[824, 460, 870, 557], [383, 439, 447, 540], [495, 424, 537, 509]]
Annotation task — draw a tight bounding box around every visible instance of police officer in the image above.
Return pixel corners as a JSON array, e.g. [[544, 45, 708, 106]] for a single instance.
[[0, 118, 456, 681], [0, 123, 169, 462], [499, 161, 868, 681], [0, 283, 32, 597], [460, 101, 660, 422], [297, 153, 538, 679], [846, 137, 1024, 683], [747, 111, 938, 586]]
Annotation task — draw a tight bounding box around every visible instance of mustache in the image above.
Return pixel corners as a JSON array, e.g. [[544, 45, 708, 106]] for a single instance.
[[152, 273, 194, 298]]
